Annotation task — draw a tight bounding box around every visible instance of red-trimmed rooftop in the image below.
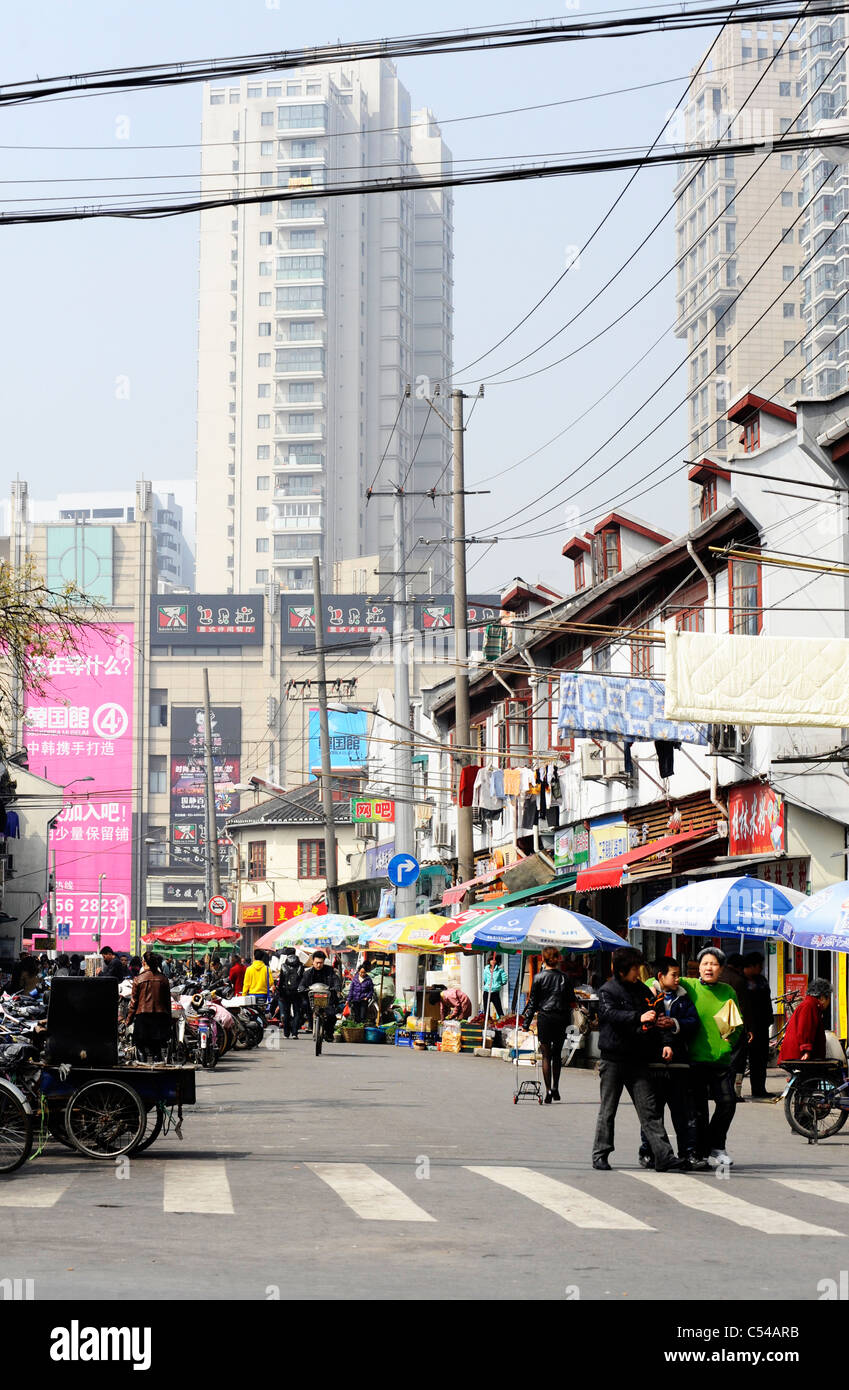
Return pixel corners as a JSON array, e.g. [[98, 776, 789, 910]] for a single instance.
[[727, 392, 796, 426]]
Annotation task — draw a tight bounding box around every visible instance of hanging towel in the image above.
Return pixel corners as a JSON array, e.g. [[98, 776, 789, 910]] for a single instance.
[[458, 764, 480, 807]]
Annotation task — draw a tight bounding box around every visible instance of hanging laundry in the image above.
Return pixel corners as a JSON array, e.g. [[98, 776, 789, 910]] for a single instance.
[[502, 767, 522, 797], [457, 764, 481, 807], [491, 766, 505, 803], [537, 767, 548, 822], [4, 810, 19, 838], [548, 767, 562, 806], [655, 739, 680, 779], [521, 793, 539, 831], [623, 741, 634, 776]]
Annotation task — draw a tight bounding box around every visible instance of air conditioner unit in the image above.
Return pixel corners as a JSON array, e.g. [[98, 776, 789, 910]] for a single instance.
[[709, 723, 739, 756], [602, 744, 627, 779], [580, 743, 605, 780], [433, 818, 453, 848], [355, 821, 376, 842]]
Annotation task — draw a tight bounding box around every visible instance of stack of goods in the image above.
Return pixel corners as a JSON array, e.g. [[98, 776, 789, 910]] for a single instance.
[[439, 1019, 462, 1054], [460, 1023, 485, 1053]]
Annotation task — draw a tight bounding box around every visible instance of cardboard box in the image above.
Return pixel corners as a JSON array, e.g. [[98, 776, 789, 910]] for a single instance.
[[408, 1013, 440, 1031]]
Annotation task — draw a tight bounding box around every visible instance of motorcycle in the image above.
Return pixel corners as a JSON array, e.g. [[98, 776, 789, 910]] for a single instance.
[[781, 1033, 849, 1141]]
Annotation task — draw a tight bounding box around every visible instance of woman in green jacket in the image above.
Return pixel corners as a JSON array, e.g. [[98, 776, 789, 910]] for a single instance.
[[680, 947, 743, 1170], [482, 953, 508, 1020]]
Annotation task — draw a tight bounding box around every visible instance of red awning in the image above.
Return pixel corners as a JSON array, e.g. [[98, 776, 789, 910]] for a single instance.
[[575, 828, 712, 892]]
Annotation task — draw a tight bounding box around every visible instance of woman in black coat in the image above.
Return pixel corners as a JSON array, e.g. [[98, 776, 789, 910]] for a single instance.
[[520, 947, 576, 1103]]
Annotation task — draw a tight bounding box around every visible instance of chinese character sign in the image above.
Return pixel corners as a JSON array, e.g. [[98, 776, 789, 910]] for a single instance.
[[351, 799, 395, 824], [307, 709, 367, 777], [729, 784, 785, 856], [23, 623, 135, 953]]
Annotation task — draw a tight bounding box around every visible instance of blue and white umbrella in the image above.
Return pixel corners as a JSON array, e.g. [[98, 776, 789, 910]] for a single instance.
[[780, 880, 849, 952], [452, 903, 625, 952], [629, 875, 807, 939]]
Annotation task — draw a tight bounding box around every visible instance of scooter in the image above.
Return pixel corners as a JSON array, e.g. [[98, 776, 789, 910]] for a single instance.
[[781, 1031, 849, 1142]]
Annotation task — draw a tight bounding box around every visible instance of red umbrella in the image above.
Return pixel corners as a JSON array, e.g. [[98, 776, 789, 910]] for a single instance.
[[144, 921, 241, 945], [430, 906, 497, 946]]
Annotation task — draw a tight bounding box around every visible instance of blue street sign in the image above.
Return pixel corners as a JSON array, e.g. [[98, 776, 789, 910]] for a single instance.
[[57, 923, 71, 940], [387, 853, 420, 888]]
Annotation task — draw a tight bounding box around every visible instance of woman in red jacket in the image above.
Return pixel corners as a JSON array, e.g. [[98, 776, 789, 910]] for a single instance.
[[779, 979, 832, 1062]]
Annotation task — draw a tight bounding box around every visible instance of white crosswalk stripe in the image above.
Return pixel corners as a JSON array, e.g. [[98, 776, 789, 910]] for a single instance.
[[628, 1170, 845, 1236], [306, 1162, 435, 1221], [467, 1166, 653, 1230], [0, 1176, 73, 1208], [163, 1160, 234, 1214], [772, 1177, 849, 1207]]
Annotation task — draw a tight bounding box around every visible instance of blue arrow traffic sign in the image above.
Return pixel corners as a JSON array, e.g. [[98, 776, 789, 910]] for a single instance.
[[387, 853, 420, 888]]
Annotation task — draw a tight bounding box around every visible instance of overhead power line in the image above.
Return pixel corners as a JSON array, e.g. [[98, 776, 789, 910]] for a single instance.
[[0, 3, 826, 107], [3, 127, 847, 224]]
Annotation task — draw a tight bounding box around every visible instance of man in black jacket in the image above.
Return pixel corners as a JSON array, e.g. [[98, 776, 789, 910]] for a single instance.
[[277, 948, 304, 1039], [591, 947, 684, 1172]]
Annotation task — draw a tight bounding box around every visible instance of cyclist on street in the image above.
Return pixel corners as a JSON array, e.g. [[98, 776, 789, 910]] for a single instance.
[[301, 950, 341, 1041]]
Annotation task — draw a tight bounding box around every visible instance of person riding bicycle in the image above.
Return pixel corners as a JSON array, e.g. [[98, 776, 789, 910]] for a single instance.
[[301, 951, 341, 1042]]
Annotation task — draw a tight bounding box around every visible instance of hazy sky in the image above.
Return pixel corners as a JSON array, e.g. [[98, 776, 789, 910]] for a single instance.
[[1, 0, 713, 594]]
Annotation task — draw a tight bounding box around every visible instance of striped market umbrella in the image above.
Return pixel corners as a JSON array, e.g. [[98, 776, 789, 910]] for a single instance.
[[270, 912, 365, 950], [629, 876, 807, 940], [451, 903, 625, 952], [357, 913, 451, 951], [780, 880, 849, 952]]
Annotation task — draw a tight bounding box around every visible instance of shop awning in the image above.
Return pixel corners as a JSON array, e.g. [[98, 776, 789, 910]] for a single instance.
[[575, 828, 713, 891], [472, 873, 577, 910]]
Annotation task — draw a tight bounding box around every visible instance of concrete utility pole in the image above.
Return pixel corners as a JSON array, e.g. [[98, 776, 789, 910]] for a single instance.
[[392, 485, 418, 924], [452, 389, 474, 892], [202, 667, 221, 917], [312, 555, 339, 914]]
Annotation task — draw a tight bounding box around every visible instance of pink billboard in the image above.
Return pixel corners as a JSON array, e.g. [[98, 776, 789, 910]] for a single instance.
[[22, 623, 135, 953]]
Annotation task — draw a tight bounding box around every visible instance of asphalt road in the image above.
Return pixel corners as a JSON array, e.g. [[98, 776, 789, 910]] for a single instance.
[[3, 1036, 849, 1302]]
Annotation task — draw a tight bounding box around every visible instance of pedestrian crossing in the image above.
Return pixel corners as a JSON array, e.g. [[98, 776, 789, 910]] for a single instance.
[[4, 1160, 849, 1236]]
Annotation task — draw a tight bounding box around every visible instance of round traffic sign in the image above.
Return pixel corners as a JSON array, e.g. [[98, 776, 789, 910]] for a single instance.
[[387, 853, 420, 888], [208, 895, 228, 916]]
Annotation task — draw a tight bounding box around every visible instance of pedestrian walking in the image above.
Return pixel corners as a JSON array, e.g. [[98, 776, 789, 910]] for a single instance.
[[679, 947, 743, 1169], [520, 946, 576, 1104], [482, 954, 507, 1020], [242, 950, 274, 1007], [742, 951, 775, 1098], [347, 964, 375, 1024], [638, 957, 699, 1168], [591, 946, 683, 1172], [98, 946, 127, 982], [779, 978, 832, 1062], [127, 952, 173, 1061], [277, 948, 304, 1038], [228, 952, 247, 995]]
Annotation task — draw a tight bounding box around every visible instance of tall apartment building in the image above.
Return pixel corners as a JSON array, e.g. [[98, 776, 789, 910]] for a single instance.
[[673, 20, 807, 493], [798, 11, 848, 396], [195, 59, 453, 595]]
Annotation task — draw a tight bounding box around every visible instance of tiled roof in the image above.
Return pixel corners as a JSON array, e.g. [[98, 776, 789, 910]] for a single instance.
[[225, 782, 353, 829]]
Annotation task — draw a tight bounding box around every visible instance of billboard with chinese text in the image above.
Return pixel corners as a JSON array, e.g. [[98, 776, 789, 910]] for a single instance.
[[307, 709, 367, 776], [22, 623, 135, 953], [151, 595, 263, 647], [170, 706, 241, 867]]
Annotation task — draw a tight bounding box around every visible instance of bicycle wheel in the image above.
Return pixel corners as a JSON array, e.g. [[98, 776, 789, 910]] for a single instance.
[[0, 1081, 33, 1174], [65, 1080, 146, 1159], [131, 1105, 164, 1154], [314, 1012, 323, 1057], [785, 1077, 849, 1140]]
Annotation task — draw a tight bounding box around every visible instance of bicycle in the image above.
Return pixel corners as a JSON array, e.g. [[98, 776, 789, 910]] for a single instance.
[[308, 984, 333, 1056]]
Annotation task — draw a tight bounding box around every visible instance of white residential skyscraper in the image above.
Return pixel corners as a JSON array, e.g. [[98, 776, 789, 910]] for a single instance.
[[673, 20, 806, 490], [195, 59, 454, 594]]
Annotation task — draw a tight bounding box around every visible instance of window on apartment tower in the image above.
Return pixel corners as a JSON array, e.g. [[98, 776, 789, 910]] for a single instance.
[[729, 558, 763, 635]]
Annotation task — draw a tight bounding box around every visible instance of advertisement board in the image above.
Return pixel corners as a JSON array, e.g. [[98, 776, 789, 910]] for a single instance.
[[151, 594, 263, 647], [351, 798, 394, 824], [273, 901, 328, 926], [729, 784, 785, 856], [553, 824, 589, 872], [588, 818, 630, 867], [365, 841, 395, 879], [22, 623, 135, 953], [281, 595, 500, 647], [170, 706, 241, 866], [307, 708, 367, 775]]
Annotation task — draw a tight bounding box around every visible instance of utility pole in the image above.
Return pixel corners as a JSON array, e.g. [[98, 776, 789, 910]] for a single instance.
[[312, 554, 339, 913], [452, 389, 474, 893], [392, 486, 417, 924], [202, 667, 221, 919]]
